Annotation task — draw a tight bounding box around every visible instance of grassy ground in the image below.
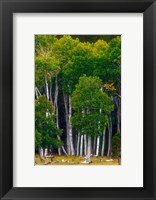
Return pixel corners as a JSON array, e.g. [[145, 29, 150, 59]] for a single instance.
[[35, 154, 120, 165]]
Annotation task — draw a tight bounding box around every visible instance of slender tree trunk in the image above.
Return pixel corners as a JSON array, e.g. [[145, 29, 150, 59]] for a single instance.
[[54, 75, 58, 107], [101, 127, 106, 156], [35, 87, 41, 97], [45, 72, 49, 100], [86, 135, 91, 163], [77, 133, 80, 156], [49, 78, 53, 105], [35, 88, 39, 99], [68, 95, 75, 155], [84, 134, 87, 156], [63, 93, 71, 155], [107, 114, 112, 158], [39, 148, 43, 158], [54, 75, 61, 155], [44, 148, 48, 156], [80, 135, 84, 156], [96, 136, 100, 156], [96, 108, 101, 156]]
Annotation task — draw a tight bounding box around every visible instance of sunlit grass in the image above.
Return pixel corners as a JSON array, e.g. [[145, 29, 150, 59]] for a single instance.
[[35, 154, 120, 165]]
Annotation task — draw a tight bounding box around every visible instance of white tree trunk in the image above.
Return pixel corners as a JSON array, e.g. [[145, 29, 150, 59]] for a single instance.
[[84, 134, 87, 156], [49, 78, 53, 105], [44, 148, 48, 156], [80, 135, 84, 156], [36, 87, 41, 96], [86, 135, 91, 163], [35, 88, 39, 99], [45, 72, 49, 100], [77, 133, 80, 156], [35, 87, 41, 99], [96, 136, 100, 156], [39, 147, 43, 158], [68, 95, 75, 155], [54, 75, 58, 107], [63, 93, 71, 155], [96, 108, 102, 156], [53, 75, 61, 155], [101, 127, 106, 156]]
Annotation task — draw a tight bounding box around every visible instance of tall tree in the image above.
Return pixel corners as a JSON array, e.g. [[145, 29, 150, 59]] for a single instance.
[[72, 76, 114, 162]]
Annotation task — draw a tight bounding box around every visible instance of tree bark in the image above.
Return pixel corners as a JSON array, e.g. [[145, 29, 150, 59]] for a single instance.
[[80, 135, 84, 156], [35, 88, 39, 99], [76, 133, 80, 156], [101, 127, 106, 156], [84, 134, 87, 156], [86, 135, 91, 163], [96, 108, 101, 156], [39, 148, 43, 158], [54, 75, 58, 108], [107, 114, 112, 158], [96, 136, 100, 156], [49, 77, 53, 105], [36, 87, 41, 96], [68, 95, 75, 155], [63, 93, 71, 155], [45, 72, 49, 100], [54, 74, 61, 155]]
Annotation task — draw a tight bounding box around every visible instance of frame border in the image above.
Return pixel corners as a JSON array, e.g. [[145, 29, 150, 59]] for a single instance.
[[0, 0, 156, 199]]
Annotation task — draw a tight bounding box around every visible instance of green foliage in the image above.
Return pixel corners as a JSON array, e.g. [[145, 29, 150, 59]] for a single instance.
[[35, 35, 60, 90], [112, 132, 121, 157], [35, 95, 62, 150], [72, 76, 114, 136], [35, 130, 42, 149], [106, 36, 121, 65]]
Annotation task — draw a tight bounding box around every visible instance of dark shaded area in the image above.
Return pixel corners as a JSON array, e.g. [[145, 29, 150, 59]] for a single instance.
[[56, 35, 119, 43]]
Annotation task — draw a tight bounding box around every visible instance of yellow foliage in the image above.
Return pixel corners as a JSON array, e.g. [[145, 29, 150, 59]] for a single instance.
[[103, 83, 116, 91]]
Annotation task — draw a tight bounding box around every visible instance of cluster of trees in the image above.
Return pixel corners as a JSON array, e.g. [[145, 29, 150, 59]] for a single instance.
[[35, 35, 121, 161]]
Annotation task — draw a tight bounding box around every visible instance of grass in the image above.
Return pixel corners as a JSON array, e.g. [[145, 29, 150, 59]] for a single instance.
[[35, 154, 120, 165]]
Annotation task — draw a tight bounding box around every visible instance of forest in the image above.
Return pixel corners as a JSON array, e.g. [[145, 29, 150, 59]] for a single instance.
[[35, 35, 121, 165]]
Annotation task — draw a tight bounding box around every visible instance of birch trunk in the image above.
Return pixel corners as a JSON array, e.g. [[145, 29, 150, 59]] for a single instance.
[[101, 127, 106, 156], [49, 78, 53, 105], [107, 114, 112, 158], [96, 108, 101, 156], [35, 87, 41, 97], [44, 148, 48, 156], [86, 135, 91, 163], [39, 148, 43, 158], [80, 135, 84, 156], [54, 75, 58, 108], [54, 75, 61, 155], [63, 93, 71, 155], [96, 136, 100, 156], [35, 88, 39, 99], [84, 134, 87, 156], [68, 95, 75, 155], [45, 72, 49, 100], [76, 133, 80, 156]]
